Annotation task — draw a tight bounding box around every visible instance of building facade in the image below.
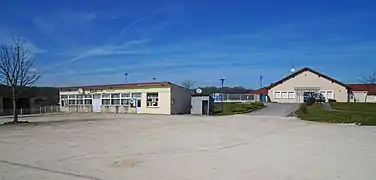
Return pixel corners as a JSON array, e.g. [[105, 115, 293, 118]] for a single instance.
[[347, 84, 376, 103], [267, 68, 351, 103], [59, 82, 193, 115]]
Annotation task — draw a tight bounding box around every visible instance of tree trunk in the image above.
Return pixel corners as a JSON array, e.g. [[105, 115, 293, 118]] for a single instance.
[[12, 87, 18, 123]]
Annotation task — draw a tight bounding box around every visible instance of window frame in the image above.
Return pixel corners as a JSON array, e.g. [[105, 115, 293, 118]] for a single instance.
[[288, 92, 295, 99], [146, 92, 159, 107], [281, 92, 288, 99], [274, 92, 281, 99]]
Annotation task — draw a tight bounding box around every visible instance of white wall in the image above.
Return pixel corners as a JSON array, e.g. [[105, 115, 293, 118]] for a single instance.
[[269, 70, 349, 103], [351, 91, 368, 103], [170, 84, 193, 114]]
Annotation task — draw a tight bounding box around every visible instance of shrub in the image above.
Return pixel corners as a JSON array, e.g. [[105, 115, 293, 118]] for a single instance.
[[299, 103, 308, 114], [328, 99, 337, 103], [305, 97, 316, 106]]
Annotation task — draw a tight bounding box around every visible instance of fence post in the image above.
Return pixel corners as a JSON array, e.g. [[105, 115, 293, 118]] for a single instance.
[[20, 108, 23, 115], [40, 107, 42, 114]]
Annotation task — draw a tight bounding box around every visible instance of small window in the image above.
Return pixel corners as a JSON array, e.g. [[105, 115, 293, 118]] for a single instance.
[[68, 100, 76, 105], [147, 93, 159, 107], [68, 95, 76, 99], [93, 94, 101, 99], [327, 91, 333, 99], [102, 99, 111, 105], [61, 95, 68, 99], [274, 92, 281, 99], [281, 92, 288, 99], [111, 93, 120, 98], [121, 99, 130, 105], [111, 99, 120, 105], [77, 99, 84, 105], [121, 93, 131, 98], [84, 99, 92, 105], [288, 92, 295, 99], [102, 94, 110, 98], [132, 93, 142, 98], [77, 95, 84, 99], [84, 95, 92, 98]]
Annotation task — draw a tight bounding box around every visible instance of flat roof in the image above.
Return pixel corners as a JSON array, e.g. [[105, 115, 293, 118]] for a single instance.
[[59, 81, 172, 91]]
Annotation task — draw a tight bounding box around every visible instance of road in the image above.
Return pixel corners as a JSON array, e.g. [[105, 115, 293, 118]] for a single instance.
[[249, 103, 301, 116]]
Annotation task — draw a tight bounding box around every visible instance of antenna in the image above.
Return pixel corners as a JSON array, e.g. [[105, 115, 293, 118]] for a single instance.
[[290, 60, 296, 73]]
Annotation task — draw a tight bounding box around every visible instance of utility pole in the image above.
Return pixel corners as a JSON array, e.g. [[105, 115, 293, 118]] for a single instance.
[[124, 73, 128, 84], [260, 75, 263, 88], [220, 78, 225, 113]]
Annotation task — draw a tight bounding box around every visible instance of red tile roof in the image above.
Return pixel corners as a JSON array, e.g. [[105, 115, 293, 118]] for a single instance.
[[59, 81, 172, 91], [347, 84, 376, 95], [248, 87, 268, 94], [267, 67, 350, 89]]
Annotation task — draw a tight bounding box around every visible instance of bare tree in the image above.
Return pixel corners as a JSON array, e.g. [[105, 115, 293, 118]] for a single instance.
[[181, 79, 196, 89], [0, 37, 42, 123], [362, 72, 376, 84]]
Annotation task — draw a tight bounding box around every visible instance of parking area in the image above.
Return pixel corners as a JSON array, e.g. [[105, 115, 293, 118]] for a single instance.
[[1, 113, 376, 180]]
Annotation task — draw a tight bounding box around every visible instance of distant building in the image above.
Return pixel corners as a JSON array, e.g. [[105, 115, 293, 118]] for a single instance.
[[59, 82, 193, 114], [262, 67, 376, 103]]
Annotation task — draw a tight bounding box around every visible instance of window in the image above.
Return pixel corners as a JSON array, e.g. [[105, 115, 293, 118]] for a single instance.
[[274, 92, 281, 99], [147, 93, 159, 107], [93, 94, 101, 99], [77, 99, 84, 105], [68, 100, 76, 105], [61, 100, 65, 107], [111, 93, 120, 98], [132, 93, 141, 98], [84, 95, 92, 98], [111, 99, 120, 105], [102, 94, 110, 98], [84, 99, 92, 105], [326, 91, 333, 99], [288, 92, 295, 99], [121, 99, 130, 105], [68, 95, 76, 99], [102, 99, 111, 105], [281, 92, 288, 99], [121, 93, 130, 98], [61, 95, 68, 99]]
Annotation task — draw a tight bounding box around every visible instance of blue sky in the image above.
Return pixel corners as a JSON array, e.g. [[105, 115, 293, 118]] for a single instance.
[[1, 0, 375, 88]]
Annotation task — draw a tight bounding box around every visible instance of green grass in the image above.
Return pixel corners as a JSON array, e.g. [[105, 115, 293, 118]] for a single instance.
[[331, 102, 376, 113], [213, 102, 264, 115], [297, 103, 376, 126]]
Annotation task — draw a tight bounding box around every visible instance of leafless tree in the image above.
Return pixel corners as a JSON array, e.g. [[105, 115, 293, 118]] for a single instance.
[[0, 37, 42, 123], [362, 72, 376, 84], [181, 79, 196, 89]]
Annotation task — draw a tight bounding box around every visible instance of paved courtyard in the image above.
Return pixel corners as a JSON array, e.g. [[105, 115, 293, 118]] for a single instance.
[[1, 113, 376, 180]]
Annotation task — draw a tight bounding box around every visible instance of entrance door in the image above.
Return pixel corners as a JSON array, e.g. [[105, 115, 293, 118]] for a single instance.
[[92, 95, 101, 112], [202, 100, 208, 115], [135, 99, 142, 113]]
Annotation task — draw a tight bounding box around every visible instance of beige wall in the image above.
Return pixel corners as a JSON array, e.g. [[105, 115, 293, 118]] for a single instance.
[[366, 95, 376, 103], [170, 84, 192, 114], [351, 91, 367, 102], [60, 86, 172, 114], [269, 70, 349, 103]]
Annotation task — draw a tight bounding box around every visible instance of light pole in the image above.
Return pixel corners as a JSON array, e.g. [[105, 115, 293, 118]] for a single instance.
[[220, 78, 225, 112], [124, 73, 128, 84]]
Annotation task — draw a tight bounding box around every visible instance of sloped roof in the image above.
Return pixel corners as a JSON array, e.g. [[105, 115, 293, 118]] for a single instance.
[[59, 81, 172, 91], [267, 67, 350, 89], [348, 84, 376, 95], [248, 87, 268, 94]]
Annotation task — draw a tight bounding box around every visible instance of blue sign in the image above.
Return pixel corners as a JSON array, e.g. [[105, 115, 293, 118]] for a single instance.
[[213, 93, 222, 102]]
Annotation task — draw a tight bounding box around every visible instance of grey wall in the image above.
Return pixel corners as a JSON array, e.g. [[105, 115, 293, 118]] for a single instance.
[[170, 84, 193, 114]]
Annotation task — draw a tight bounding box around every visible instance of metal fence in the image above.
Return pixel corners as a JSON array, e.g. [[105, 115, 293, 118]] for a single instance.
[[212, 93, 260, 102], [0, 106, 60, 116]]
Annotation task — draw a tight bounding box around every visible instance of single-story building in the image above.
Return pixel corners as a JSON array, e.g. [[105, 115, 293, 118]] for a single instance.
[[59, 82, 193, 115], [347, 84, 376, 103]]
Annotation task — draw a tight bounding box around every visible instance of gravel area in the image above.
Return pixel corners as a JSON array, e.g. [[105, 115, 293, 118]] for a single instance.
[[1, 113, 376, 180]]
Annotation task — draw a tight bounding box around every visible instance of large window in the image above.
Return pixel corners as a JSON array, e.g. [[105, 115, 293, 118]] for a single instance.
[[147, 93, 159, 107], [121, 99, 130, 105], [274, 92, 281, 99], [102, 99, 111, 105], [326, 91, 333, 99], [281, 92, 288, 99], [84, 99, 92, 105], [111, 99, 121, 105], [68, 99, 76, 105], [288, 92, 295, 99]]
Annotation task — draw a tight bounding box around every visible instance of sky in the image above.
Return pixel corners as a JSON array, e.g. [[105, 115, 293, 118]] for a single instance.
[[1, 0, 376, 88]]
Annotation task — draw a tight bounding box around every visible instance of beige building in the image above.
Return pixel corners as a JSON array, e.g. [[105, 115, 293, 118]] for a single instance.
[[59, 82, 193, 115], [267, 67, 351, 103]]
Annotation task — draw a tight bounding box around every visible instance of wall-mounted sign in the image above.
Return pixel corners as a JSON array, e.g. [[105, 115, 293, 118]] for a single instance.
[[89, 89, 103, 93]]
